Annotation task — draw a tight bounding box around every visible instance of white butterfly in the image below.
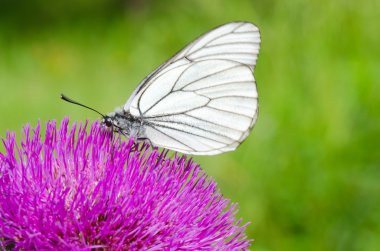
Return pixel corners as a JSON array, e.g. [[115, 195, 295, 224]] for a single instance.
[[63, 22, 260, 155]]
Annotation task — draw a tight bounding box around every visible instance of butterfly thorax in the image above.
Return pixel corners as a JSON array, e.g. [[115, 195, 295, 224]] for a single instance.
[[102, 108, 145, 139]]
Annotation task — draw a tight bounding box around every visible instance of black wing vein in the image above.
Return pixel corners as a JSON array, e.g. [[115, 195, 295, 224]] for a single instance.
[[147, 125, 195, 151], [149, 122, 228, 146], [179, 65, 242, 91], [149, 119, 236, 142]]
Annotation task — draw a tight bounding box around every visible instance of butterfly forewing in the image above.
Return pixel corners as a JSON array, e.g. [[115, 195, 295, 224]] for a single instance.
[[173, 22, 260, 68], [125, 22, 260, 155]]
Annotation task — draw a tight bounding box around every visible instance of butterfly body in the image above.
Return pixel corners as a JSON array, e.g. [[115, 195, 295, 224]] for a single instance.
[[98, 21, 260, 155], [103, 109, 146, 139]]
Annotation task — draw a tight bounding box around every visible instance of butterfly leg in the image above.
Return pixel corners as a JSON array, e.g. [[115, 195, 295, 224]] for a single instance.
[[137, 137, 154, 150], [129, 138, 152, 152]]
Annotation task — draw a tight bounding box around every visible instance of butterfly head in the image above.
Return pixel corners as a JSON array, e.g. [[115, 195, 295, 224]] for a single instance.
[[101, 113, 122, 130], [101, 115, 114, 128], [101, 108, 136, 136], [101, 110, 122, 132]]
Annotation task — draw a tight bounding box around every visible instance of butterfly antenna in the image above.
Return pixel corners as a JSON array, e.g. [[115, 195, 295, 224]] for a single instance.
[[60, 94, 106, 118]]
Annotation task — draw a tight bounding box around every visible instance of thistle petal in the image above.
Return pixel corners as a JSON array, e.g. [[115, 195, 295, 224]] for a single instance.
[[0, 118, 251, 250]]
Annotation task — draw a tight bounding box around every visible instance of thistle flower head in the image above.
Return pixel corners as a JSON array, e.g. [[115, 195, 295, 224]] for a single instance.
[[0, 118, 251, 250]]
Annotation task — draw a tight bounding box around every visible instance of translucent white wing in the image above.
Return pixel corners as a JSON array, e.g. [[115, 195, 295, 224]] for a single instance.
[[173, 22, 260, 68], [124, 22, 260, 109], [126, 22, 260, 155]]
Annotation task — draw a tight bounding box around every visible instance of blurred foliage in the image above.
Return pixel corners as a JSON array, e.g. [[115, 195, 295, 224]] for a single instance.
[[0, 0, 379, 250]]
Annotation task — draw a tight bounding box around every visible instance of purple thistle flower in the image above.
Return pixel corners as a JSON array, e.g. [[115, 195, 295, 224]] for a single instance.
[[0, 118, 251, 250]]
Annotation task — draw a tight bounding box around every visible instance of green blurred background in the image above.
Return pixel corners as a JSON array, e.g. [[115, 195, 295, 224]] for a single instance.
[[0, 0, 379, 250]]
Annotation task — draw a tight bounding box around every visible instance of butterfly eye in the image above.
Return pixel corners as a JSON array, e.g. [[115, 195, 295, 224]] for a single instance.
[[103, 117, 113, 127]]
